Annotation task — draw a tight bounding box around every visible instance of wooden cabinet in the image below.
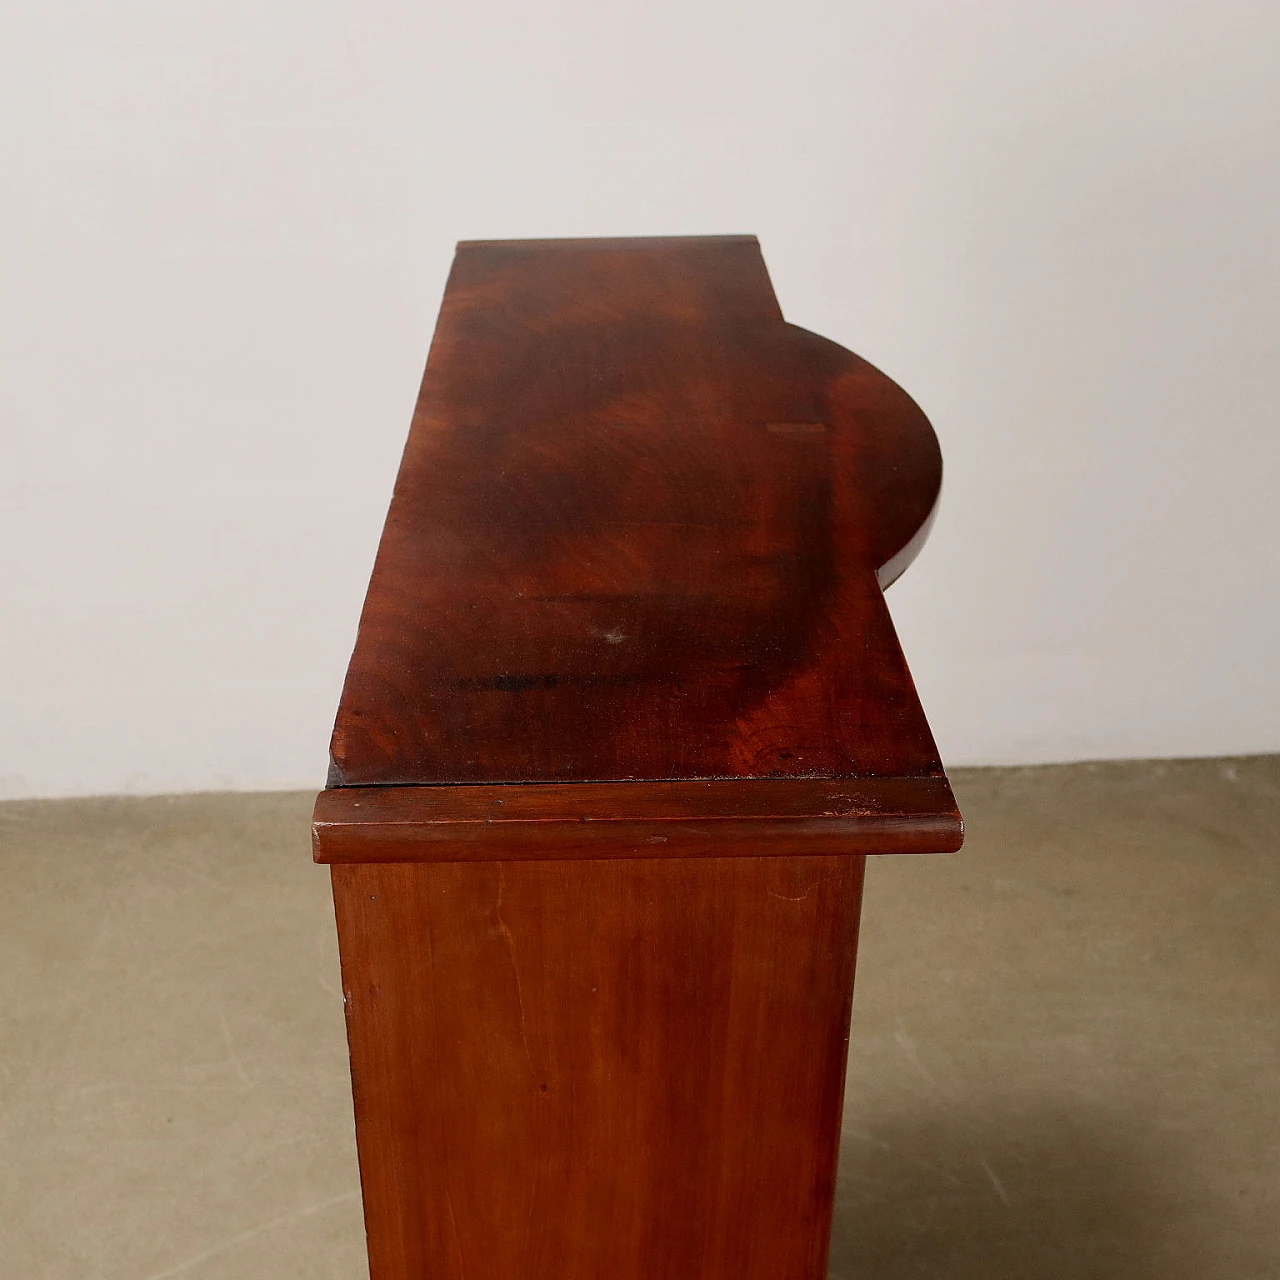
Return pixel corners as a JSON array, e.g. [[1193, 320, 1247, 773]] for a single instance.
[[313, 235, 961, 1279]]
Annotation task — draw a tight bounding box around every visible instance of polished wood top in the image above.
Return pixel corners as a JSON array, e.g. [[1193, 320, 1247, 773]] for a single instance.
[[326, 236, 953, 822]]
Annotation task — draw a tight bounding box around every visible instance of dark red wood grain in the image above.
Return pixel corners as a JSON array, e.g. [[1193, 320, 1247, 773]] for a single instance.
[[326, 235, 949, 790]]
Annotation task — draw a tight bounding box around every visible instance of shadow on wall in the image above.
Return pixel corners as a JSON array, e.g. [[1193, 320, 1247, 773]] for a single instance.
[[828, 1101, 1175, 1280]]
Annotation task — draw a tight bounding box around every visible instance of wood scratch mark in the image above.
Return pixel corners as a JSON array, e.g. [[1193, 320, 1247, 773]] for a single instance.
[[769, 870, 844, 902], [141, 1190, 358, 1279], [495, 867, 538, 1081], [444, 1180, 469, 1280], [770, 882, 820, 902]]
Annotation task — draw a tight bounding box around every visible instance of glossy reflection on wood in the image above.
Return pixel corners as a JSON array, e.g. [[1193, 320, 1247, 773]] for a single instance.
[[316, 236, 961, 1280], [328, 236, 948, 789]]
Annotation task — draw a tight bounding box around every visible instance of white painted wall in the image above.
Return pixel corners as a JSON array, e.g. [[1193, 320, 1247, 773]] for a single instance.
[[3, 1, 1278, 798]]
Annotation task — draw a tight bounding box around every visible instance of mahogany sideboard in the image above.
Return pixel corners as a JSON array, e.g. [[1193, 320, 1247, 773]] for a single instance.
[[313, 235, 962, 1280]]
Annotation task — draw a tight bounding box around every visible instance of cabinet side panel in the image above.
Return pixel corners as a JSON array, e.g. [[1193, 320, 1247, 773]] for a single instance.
[[331, 853, 864, 1280]]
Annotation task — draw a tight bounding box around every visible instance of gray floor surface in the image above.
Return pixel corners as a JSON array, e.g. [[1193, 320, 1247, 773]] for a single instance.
[[1, 757, 1276, 1278]]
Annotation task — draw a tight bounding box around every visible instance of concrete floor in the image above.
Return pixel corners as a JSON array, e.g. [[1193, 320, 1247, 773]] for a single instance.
[[1, 757, 1276, 1279]]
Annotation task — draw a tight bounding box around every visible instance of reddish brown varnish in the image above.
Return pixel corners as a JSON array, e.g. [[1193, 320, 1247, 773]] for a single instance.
[[315, 236, 960, 1280], [334, 856, 864, 1280], [326, 235, 948, 789]]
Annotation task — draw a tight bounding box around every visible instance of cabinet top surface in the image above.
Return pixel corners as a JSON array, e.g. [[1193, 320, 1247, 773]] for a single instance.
[[328, 236, 948, 792]]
